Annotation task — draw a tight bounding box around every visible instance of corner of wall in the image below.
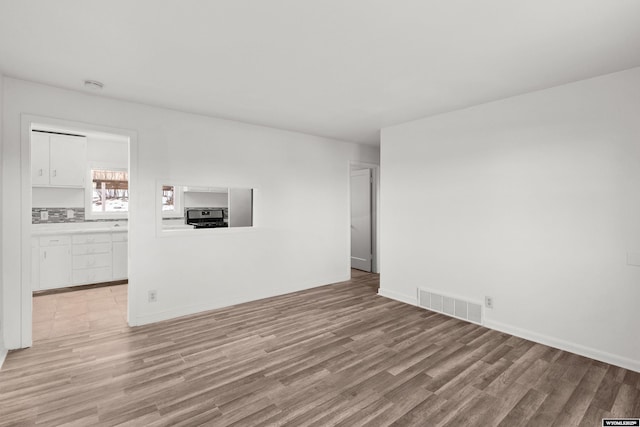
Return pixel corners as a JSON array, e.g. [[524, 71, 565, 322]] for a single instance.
[[0, 71, 5, 357]]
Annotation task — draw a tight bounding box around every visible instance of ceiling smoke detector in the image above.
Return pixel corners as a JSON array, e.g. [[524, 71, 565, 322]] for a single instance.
[[84, 80, 104, 90]]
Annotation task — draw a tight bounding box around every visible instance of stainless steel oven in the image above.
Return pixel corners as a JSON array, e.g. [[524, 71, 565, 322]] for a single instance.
[[185, 208, 228, 229]]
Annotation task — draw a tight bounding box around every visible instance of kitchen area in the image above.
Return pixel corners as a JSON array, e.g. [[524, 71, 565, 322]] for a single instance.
[[29, 127, 130, 340], [28, 126, 255, 340]]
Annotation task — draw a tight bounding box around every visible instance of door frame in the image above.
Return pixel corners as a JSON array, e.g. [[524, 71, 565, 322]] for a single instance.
[[349, 161, 380, 274], [19, 114, 137, 348]]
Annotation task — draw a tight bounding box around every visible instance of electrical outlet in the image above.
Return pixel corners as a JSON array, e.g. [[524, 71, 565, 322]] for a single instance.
[[40, 210, 48, 220], [485, 296, 493, 309], [148, 290, 157, 303], [67, 209, 75, 219]]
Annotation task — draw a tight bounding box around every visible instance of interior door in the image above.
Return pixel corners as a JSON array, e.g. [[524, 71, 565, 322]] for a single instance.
[[351, 168, 372, 272]]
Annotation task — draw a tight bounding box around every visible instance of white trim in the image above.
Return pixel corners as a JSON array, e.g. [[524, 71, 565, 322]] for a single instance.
[[161, 185, 184, 219], [135, 274, 348, 326], [0, 349, 7, 370], [155, 181, 258, 236], [484, 319, 640, 373], [377, 288, 417, 306], [19, 117, 33, 348], [19, 114, 138, 349], [377, 288, 640, 373]]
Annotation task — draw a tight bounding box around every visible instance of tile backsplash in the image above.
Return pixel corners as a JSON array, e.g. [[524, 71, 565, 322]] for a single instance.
[[32, 208, 84, 224], [32, 208, 127, 224]]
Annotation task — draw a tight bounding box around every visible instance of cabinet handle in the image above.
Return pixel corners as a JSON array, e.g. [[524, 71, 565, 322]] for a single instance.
[[39, 169, 43, 176], [43, 250, 47, 260], [52, 170, 57, 177]]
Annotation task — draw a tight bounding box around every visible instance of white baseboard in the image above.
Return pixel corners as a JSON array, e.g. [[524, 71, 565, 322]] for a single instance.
[[378, 287, 417, 306], [135, 275, 349, 326], [0, 349, 7, 370], [377, 289, 640, 373], [135, 302, 222, 326], [484, 319, 640, 373]]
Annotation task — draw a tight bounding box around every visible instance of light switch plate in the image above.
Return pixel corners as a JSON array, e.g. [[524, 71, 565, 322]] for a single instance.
[[40, 210, 48, 220], [627, 252, 640, 267]]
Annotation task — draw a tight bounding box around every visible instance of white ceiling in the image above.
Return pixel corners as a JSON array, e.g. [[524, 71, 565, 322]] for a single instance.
[[1, 1, 639, 145]]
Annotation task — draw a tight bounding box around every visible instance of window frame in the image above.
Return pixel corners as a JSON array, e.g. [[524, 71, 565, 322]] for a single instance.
[[85, 162, 129, 220], [161, 185, 184, 218]]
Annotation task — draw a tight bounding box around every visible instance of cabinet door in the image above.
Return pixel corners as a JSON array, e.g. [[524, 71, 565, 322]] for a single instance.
[[112, 241, 128, 280], [31, 132, 50, 186], [49, 135, 87, 187], [40, 245, 72, 289]]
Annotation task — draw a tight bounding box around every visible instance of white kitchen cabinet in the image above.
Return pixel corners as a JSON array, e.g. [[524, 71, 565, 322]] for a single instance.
[[31, 132, 50, 186], [72, 267, 112, 285], [39, 236, 72, 290], [112, 232, 128, 280], [72, 233, 111, 245], [72, 233, 113, 285], [50, 135, 87, 186], [31, 132, 87, 187], [73, 253, 112, 270], [32, 230, 128, 291]]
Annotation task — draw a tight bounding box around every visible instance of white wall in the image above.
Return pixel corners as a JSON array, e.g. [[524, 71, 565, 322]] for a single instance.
[[2, 78, 379, 349], [380, 67, 640, 372], [0, 73, 5, 360], [86, 135, 128, 167], [32, 187, 84, 208]]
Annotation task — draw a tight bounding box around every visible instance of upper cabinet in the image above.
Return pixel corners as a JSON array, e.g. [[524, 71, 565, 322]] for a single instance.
[[31, 132, 87, 187], [31, 131, 50, 186]]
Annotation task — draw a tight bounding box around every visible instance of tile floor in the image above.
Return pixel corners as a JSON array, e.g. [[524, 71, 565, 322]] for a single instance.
[[32, 284, 128, 341]]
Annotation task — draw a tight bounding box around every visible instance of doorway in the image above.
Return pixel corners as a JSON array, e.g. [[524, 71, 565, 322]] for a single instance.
[[350, 162, 379, 275], [20, 115, 136, 348]]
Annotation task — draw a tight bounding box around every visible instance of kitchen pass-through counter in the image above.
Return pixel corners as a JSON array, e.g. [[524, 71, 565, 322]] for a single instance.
[[31, 222, 128, 291]]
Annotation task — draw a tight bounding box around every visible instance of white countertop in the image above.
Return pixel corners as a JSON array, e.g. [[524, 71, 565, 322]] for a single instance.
[[32, 221, 128, 236]]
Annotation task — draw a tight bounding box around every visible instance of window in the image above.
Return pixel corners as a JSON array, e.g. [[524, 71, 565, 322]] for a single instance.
[[162, 185, 176, 211], [162, 185, 183, 217], [88, 168, 128, 216]]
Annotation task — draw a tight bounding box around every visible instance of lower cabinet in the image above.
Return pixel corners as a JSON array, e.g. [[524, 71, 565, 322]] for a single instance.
[[32, 231, 128, 291], [112, 232, 128, 280], [72, 267, 112, 285], [38, 235, 72, 290], [72, 234, 112, 285]]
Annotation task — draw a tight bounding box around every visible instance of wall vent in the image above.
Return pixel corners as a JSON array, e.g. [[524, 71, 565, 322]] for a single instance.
[[417, 288, 483, 325]]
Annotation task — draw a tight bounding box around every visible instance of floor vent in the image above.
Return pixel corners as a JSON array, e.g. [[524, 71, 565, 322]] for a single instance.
[[417, 288, 483, 325]]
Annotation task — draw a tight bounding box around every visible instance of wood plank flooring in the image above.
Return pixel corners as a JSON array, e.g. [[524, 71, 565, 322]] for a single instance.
[[1, 270, 639, 426]]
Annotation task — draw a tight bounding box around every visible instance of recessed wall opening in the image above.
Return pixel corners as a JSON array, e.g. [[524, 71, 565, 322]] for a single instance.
[[349, 161, 379, 279], [24, 120, 133, 345]]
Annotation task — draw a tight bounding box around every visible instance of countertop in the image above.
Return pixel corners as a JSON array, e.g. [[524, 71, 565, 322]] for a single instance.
[[32, 222, 128, 236]]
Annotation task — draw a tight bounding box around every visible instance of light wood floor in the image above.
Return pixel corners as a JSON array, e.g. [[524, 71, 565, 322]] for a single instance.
[[1, 271, 639, 426]]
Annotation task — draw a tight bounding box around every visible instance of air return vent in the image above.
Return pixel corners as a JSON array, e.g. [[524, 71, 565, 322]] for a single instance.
[[417, 288, 483, 325]]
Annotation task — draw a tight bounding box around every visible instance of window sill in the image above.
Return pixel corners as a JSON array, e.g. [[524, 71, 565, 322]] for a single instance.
[[85, 213, 128, 221]]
